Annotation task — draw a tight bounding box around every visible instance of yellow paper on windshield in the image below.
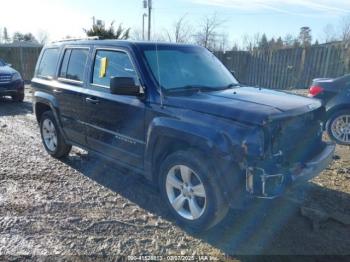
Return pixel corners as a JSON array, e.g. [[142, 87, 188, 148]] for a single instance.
[[99, 57, 108, 78]]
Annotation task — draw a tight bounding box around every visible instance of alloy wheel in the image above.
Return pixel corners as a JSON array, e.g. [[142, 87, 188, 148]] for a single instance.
[[331, 114, 350, 144], [165, 165, 207, 220], [42, 119, 58, 152]]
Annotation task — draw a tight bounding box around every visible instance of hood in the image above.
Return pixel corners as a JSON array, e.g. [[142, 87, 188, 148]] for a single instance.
[[0, 65, 17, 75], [165, 86, 322, 125]]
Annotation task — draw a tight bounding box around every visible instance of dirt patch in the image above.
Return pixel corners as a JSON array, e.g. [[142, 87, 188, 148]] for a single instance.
[[0, 87, 349, 259]]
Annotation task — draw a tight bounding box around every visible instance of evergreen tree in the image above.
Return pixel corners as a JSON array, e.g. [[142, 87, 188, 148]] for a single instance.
[[275, 37, 284, 49], [268, 38, 276, 50], [258, 34, 269, 52], [298, 26, 312, 47], [3, 27, 10, 43], [84, 21, 130, 40]]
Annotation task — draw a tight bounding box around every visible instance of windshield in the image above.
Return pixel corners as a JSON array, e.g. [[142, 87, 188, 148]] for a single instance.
[[0, 59, 5, 67], [143, 46, 238, 92]]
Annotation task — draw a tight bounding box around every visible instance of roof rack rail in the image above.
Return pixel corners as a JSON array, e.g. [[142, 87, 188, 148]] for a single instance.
[[52, 36, 99, 43]]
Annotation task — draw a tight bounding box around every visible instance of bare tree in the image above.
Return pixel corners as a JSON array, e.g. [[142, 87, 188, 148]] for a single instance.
[[321, 24, 338, 43], [242, 33, 261, 52], [231, 41, 240, 51], [217, 33, 229, 52], [37, 30, 49, 45], [283, 34, 295, 47], [131, 28, 144, 41], [340, 16, 350, 43], [166, 15, 193, 43], [194, 13, 224, 50]]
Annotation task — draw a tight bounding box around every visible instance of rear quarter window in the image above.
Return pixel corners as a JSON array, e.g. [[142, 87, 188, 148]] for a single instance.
[[36, 48, 59, 78]]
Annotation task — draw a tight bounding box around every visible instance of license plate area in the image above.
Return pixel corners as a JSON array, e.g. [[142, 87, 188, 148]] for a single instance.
[[246, 167, 288, 199]]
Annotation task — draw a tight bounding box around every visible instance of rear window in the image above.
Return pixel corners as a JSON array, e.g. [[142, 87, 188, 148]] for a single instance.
[[59, 48, 89, 82], [37, 48, 59, 78]]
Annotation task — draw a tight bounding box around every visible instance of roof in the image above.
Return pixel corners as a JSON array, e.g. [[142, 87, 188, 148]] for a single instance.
[[45, 39, 197, 49]]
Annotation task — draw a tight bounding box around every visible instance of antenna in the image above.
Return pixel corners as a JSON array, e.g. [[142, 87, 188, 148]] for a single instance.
[[152, 4, 164, 107]]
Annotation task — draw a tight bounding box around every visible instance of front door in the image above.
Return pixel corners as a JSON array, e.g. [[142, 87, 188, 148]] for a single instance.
[[84, 48, 145, 168]]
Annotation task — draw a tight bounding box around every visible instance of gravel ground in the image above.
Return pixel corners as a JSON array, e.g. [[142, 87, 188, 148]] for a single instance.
[[0, 87, 349, 260]]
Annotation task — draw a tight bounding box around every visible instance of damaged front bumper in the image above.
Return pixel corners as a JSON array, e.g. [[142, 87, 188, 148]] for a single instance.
[[245, 142, 336, 199]]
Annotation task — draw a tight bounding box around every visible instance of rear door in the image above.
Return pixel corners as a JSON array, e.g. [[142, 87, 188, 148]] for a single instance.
[[84, 47, 146, 168], [55, 47, 90, 146]]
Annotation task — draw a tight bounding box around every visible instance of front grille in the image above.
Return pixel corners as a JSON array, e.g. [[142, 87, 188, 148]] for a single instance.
[[0, 74, 12, 84], [270, 109, 323, 164]]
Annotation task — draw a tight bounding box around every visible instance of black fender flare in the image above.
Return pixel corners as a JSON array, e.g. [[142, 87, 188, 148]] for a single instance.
[[326, 89, 350, 118], [144, 117, 246, 200], [33, 91, 67, 141]]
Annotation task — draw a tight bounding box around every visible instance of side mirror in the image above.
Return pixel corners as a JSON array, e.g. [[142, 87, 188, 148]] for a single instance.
[[110, 77, 140, 96], [7, 63, 12, 67]]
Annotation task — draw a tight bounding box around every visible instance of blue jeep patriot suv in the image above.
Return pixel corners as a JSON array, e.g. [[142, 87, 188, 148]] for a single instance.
[[32, 39, 335, 231]]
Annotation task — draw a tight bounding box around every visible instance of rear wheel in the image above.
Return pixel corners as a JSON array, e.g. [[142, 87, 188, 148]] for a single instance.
[[159, 149, 229, 231], [327, 109, 350, 145], [40, 111, 71, 158], [11, 92, 24, 102]]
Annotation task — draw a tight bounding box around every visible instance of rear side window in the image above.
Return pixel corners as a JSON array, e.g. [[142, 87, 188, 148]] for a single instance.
[[92, 50, 139, 87], [59, 48, 89, 82], [37, 48, 59, 78]]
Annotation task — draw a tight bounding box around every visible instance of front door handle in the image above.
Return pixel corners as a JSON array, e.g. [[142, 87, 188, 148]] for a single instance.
[[85, 97, 100, 104], [53, 89, 62, 94]]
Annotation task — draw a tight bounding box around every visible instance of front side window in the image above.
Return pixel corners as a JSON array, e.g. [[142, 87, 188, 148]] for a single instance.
[[143, 46, 238, 92], [60, 48, 89, 82], [37, 48, 59, 78], [92, 50, 139, 87]]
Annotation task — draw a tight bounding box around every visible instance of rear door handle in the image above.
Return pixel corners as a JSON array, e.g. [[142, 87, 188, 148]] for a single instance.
[[85, 97, 100, 104]]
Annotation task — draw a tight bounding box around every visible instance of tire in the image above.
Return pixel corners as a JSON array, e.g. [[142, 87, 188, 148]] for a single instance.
[[40, 111, 71, 158], [159, 149, 229, 232], [326, 109, 350, 145], [12, 92, 24, 102]]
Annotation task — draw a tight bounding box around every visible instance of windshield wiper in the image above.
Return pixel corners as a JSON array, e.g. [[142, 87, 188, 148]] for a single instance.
[[166, 83, 240, 94], [223, 83, 240, 89], [167, 85, 215, 93]]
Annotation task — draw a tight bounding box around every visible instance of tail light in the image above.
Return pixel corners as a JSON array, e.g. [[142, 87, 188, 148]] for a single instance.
[[308, 85, 324, 97]]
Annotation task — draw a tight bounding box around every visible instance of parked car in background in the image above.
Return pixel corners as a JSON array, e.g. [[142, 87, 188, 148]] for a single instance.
[[309, 74, 350, 145], [32, 40, 335, 231], [0, 59, 25, 102]]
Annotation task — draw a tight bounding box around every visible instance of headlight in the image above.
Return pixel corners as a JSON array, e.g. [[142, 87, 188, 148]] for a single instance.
[[11, 72, 22, 81], [242, 128, 265, 157]]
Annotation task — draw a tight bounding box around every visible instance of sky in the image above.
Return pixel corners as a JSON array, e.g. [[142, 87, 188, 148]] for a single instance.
[[0, 0, 350, 46]]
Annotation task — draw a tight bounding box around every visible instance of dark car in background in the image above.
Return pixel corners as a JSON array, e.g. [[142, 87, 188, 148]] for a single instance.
[[0, 59, 25, 102], [309, 74, 350, 145]]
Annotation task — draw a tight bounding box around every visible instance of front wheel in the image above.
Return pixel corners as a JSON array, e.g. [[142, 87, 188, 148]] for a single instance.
[[327, 109, 350, 145], [159, 150, 229, 232], [40, 111, 72, 158]]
